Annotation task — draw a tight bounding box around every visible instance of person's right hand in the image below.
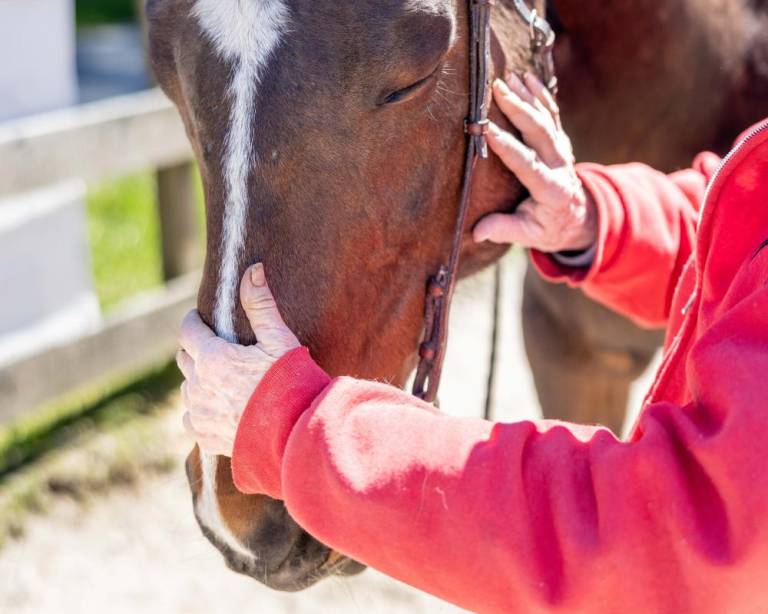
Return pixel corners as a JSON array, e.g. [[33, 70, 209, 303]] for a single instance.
[[473, 73, 597, 254]]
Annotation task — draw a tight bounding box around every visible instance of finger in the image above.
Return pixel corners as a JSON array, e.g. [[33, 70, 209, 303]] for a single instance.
[[473, 205, 544, 248], [198, 436, 232, 459], [180, 380, 195, 412], [486, 122, 553, 197], [183, 413, 227, 455], [492, 80, 561, 167], [179, 310, 216, 361], [524, 72, 560, 124], [240, 264, 296, 353], [176, 349, 194, 380], [183, 412, 199, 438], [505, 72, 536, 105]]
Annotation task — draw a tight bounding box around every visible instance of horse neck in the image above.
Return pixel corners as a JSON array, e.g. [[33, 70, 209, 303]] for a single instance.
[[553, 0, 753, 57]]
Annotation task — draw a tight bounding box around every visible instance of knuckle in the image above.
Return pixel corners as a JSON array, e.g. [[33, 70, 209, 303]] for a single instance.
[[244, 292, 276, 312], [521, 147, 537, 166], [530, 157, 547, 177]]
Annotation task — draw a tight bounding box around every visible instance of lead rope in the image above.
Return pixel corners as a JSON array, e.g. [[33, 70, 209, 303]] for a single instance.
[[483, 262, 502, 420]]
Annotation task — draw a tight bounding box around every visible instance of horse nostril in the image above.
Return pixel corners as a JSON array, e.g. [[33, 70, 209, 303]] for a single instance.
[[289, 530, 331, 570]]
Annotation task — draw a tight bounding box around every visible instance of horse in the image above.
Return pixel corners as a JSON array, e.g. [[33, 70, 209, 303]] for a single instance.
[[525, 0, 768, 434], [147, 0, 542, 591], [145, 0, 768, 593]]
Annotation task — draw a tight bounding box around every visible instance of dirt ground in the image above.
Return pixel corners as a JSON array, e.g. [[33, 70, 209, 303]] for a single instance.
[[0, 255, 655, 613]]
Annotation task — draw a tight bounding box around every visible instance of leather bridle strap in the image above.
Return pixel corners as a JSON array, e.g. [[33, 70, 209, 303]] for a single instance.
[[412, 0, 494, 403], [412, 0, 557, 406]]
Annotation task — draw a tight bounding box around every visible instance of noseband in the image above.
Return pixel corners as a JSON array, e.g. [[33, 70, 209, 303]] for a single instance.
[[412, 0, 557, 405]]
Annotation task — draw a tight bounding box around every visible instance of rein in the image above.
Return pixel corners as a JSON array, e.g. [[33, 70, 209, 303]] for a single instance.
[[412, 0, 557, 416]]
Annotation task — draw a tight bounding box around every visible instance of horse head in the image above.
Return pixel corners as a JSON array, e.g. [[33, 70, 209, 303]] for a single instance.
[[147, 0, 545, 591]]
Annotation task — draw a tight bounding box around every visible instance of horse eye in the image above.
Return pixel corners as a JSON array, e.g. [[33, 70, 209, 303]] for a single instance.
[[379, 67, 441, 106]]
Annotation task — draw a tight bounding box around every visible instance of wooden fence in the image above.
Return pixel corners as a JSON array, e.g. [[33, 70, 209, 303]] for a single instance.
[[0, 89, 200, 423]]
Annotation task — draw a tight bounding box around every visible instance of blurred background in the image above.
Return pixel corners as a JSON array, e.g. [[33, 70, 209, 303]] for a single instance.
[[0, 2, 652, 612]]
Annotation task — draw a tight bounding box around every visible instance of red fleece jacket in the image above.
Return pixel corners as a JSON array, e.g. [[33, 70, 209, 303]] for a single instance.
[[232, 120, 768, 613]]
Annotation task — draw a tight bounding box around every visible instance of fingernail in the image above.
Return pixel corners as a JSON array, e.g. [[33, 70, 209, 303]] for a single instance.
[[487, 121, 500, 137], [524, 71, 540, 87], [493, 78, 507, 92], [506, 72, 524, 92], [250, 263, 266, 287]]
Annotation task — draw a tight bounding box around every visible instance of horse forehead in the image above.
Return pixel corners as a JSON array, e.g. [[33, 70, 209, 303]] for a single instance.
[[190, 0, 454, 51], [192, 0, 291, 61]]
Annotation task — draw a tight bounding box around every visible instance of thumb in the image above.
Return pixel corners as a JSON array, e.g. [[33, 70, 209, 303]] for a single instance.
[[240, 264, 298, 354], [472, 207, 540, 248]]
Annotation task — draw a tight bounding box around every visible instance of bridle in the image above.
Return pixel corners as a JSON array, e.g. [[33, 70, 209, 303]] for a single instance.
[[412, 0, 557, 409]]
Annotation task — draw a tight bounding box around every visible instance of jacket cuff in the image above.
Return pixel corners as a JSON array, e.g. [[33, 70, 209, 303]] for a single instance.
[[231, 346, 331, 499], [530, 164, 625, 287], [551, 244, 597, 268]]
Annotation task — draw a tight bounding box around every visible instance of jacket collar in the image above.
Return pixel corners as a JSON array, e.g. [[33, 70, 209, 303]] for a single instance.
[[695, 119, 768, 305]]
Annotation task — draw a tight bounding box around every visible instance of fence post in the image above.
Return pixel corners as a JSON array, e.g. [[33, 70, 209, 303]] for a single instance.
[[156, 162, 201, 281]]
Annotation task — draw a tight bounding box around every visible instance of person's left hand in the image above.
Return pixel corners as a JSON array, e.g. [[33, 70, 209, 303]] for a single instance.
[[177, 264, 301, 457], [473, 72, 597, 254]]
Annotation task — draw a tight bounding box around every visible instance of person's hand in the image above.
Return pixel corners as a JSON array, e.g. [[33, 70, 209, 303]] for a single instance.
[[473, 72, 597, 254], [177, 264, 301, 457]]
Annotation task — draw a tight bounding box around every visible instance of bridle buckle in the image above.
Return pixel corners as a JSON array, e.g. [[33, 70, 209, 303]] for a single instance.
[[464, 119, 490, 136]]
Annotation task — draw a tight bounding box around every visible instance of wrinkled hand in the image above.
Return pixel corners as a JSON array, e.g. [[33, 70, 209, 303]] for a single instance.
[[473, 73, 597, 253], [177, 264, 301, 457]]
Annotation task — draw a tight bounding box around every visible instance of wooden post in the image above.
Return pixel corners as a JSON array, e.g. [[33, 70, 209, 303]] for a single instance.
[[156, 162, 201, 281]]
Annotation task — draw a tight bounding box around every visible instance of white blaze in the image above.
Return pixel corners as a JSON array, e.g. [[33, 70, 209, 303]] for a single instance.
[[192, 0, 289, 559], [193, 0, 290, 343]]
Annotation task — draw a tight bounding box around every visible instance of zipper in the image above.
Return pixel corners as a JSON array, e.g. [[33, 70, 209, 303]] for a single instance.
[[697, 120, 768, 246], [681, 289, 697, 316]]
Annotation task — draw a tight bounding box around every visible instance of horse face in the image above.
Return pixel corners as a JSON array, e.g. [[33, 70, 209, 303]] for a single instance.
[[147, 0, 536, 590]]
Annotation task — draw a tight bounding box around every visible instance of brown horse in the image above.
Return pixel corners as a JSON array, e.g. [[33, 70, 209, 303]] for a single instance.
[[147, 0, 541, 590], [525, 0, 768, 434], [145, 0, 768, 593]]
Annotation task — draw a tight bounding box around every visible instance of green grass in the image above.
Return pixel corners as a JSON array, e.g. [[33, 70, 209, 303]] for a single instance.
[[86, 172, 164, 311], [0, 361, 181, 478], [76, 0, 138, 25]]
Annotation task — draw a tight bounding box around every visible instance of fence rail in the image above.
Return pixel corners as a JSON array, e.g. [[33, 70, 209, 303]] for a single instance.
[[0, 89, 191, 198], [0, 89, 200, 423]]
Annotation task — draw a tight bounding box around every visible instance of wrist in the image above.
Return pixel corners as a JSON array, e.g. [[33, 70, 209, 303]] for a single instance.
[[552, 243, 597, 268], [562, 184, 598, 252], [231, 347, 331, 498]]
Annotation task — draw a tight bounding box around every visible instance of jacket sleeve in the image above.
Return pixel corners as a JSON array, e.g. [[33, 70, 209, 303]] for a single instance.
[[530, 152, 721, 328], [232, 266, 768, 613]]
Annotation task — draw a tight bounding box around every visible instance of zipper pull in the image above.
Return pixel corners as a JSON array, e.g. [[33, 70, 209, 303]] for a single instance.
[[681, 289, 697, 316]]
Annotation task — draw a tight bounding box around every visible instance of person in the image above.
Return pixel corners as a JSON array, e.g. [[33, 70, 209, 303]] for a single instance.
[[176, 72, 768, 613]]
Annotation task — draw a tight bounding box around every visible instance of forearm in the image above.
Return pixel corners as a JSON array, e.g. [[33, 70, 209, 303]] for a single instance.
[[531, 156, 717, 328], [233, 305, 768, 613], [284, 386, 765, 612]]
